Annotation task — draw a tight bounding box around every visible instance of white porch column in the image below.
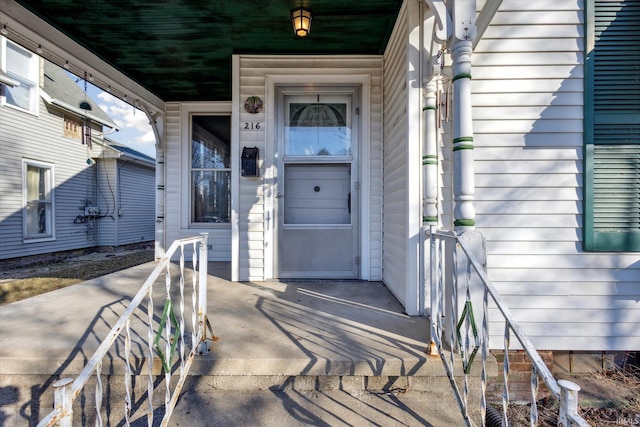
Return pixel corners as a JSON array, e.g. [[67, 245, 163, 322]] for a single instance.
[[137, 101, 166, 259], [451, 0, 476, 231], [423, 77, 439, 226], [154, 147, 166, 259]]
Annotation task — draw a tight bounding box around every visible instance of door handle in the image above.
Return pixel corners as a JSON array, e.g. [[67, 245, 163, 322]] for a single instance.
[[348, 192, 351, 214], [276, 193, 285, 199]]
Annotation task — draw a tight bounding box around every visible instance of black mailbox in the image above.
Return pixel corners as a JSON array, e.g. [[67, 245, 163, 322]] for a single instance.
[[241, 146, 259, 177]]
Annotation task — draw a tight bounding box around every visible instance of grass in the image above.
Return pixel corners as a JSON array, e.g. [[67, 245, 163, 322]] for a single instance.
[[0, 250, 154, 305]]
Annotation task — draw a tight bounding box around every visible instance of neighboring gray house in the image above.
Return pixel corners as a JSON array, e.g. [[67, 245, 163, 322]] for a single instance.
[[92, 138, 156, 247], [0, 42, 155, 263]]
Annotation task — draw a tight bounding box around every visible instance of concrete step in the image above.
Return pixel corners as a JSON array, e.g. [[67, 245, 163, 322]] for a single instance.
[[0, 373, 485, 426], [0, 263, 494, 425], [0, 354, 493, 426]]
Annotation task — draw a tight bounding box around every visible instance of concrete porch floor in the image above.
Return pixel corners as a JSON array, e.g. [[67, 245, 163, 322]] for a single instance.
[[0, 261, 479, 426]]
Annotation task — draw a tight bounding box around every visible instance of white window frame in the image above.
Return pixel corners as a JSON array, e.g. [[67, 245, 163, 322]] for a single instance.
[[22, 159, 55, 242], [180, 102, 233, 230], [1, 37, 40, 115]]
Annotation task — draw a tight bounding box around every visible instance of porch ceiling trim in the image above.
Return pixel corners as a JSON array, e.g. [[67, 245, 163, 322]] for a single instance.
[[0, 0, 165, 113]]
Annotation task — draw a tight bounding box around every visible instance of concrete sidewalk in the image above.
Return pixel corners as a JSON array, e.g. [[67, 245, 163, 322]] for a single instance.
[[0, 261, 478, 426]]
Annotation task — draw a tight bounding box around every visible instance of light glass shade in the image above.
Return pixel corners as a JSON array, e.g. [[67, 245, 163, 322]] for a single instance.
[[291, 7, 312, 37]]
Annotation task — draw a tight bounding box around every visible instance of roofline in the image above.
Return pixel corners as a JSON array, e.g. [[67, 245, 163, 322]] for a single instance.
[[0, 0, 165, 114], [40, 90, 119, 129], [90, 138, 155, 167], [104, 138, 155, 166], [116, 152, 156, 167]]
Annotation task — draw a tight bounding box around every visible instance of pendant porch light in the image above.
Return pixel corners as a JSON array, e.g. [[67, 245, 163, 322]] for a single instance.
[[291, 6, 312, 37]]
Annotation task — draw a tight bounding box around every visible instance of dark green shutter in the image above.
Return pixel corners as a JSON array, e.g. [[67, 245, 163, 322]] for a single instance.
[[584, 0, 640, 251]]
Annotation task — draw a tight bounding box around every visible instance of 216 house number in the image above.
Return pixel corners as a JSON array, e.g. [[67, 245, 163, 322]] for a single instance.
[[242, 122, 262, 130]]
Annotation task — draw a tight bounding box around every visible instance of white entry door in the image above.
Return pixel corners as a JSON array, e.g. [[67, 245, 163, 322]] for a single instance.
[[277, 89, 359, 279]]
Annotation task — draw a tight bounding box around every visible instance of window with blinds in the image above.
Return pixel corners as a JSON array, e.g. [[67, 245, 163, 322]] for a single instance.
[[584, 0, 640, 251]]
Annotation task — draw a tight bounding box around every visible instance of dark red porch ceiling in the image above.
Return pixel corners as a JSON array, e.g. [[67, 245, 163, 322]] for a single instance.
[[15, 0, 402, 102]]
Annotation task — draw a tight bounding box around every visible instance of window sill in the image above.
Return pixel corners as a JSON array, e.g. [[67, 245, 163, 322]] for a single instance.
[[23, 236, 56, 244]]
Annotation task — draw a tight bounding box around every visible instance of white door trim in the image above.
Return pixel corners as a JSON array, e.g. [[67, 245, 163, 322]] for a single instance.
[[265, 74, 371, 280]]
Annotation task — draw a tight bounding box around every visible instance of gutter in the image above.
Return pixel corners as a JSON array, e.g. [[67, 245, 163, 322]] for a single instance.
[[40, 91, 119, 130]]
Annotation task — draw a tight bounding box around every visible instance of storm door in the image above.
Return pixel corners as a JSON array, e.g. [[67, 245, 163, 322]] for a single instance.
[[276, 90, 359, 279]]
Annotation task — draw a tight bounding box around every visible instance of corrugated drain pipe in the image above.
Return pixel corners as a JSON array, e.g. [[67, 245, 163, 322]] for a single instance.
[[485, 404, 503, 427]]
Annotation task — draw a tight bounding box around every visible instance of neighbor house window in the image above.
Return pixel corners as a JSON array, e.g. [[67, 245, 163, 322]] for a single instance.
[[23, 160, 55, 241], [1, 38, 39, 114], [190, 115, 231, 224], [584, 0, 639, 251]]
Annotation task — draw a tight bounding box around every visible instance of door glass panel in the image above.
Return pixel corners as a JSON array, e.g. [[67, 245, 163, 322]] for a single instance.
[[286, 103, 351, 156]]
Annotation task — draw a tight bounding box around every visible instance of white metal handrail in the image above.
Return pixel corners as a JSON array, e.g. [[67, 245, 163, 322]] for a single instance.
[[426, 227, 590, 427], [37, 233, 211, 427]]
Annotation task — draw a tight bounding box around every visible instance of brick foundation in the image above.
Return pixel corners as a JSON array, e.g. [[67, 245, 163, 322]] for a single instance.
[[487, 350, 554, 404]]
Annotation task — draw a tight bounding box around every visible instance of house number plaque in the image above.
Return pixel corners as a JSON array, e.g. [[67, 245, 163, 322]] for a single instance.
[[241, 122, 263, 130]]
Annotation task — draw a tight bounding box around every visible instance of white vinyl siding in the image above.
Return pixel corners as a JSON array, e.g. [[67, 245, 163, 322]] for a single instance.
[[96, 158, 117, 246], [117, 162, 155, 245], [475, 0, 640, 350], [382, 1, 408, 306], [0, 96, 98, 259]]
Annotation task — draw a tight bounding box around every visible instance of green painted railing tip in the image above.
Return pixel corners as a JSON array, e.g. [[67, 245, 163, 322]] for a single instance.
[[154, 298, 181, 373], [454, 219, 476, 227], [456, 300, 480, 375]]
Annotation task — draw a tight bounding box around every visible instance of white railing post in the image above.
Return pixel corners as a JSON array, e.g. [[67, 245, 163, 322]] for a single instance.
[[37, 234, 212, 427], [424, 228, 591, 427], [429, 226, 439, 355], [197, 233, 210, 355], [52, 378, 73, 427], [558, 379, 581, 426]]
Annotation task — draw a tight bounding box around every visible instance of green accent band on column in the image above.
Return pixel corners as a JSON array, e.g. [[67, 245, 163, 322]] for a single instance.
[[452, 73, 472, 82], [423, 160, 438, 165], [157, 161, 165, 164], [422, 106, 437, 111], [453, 136, 474, 143], [454, 219, 476, 227], [453, 144, 474, 151], [157, 216, 165, 219], [423, 216, 438, 223], [157, 185, 165, 190], [423, 154, 437, 159]]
